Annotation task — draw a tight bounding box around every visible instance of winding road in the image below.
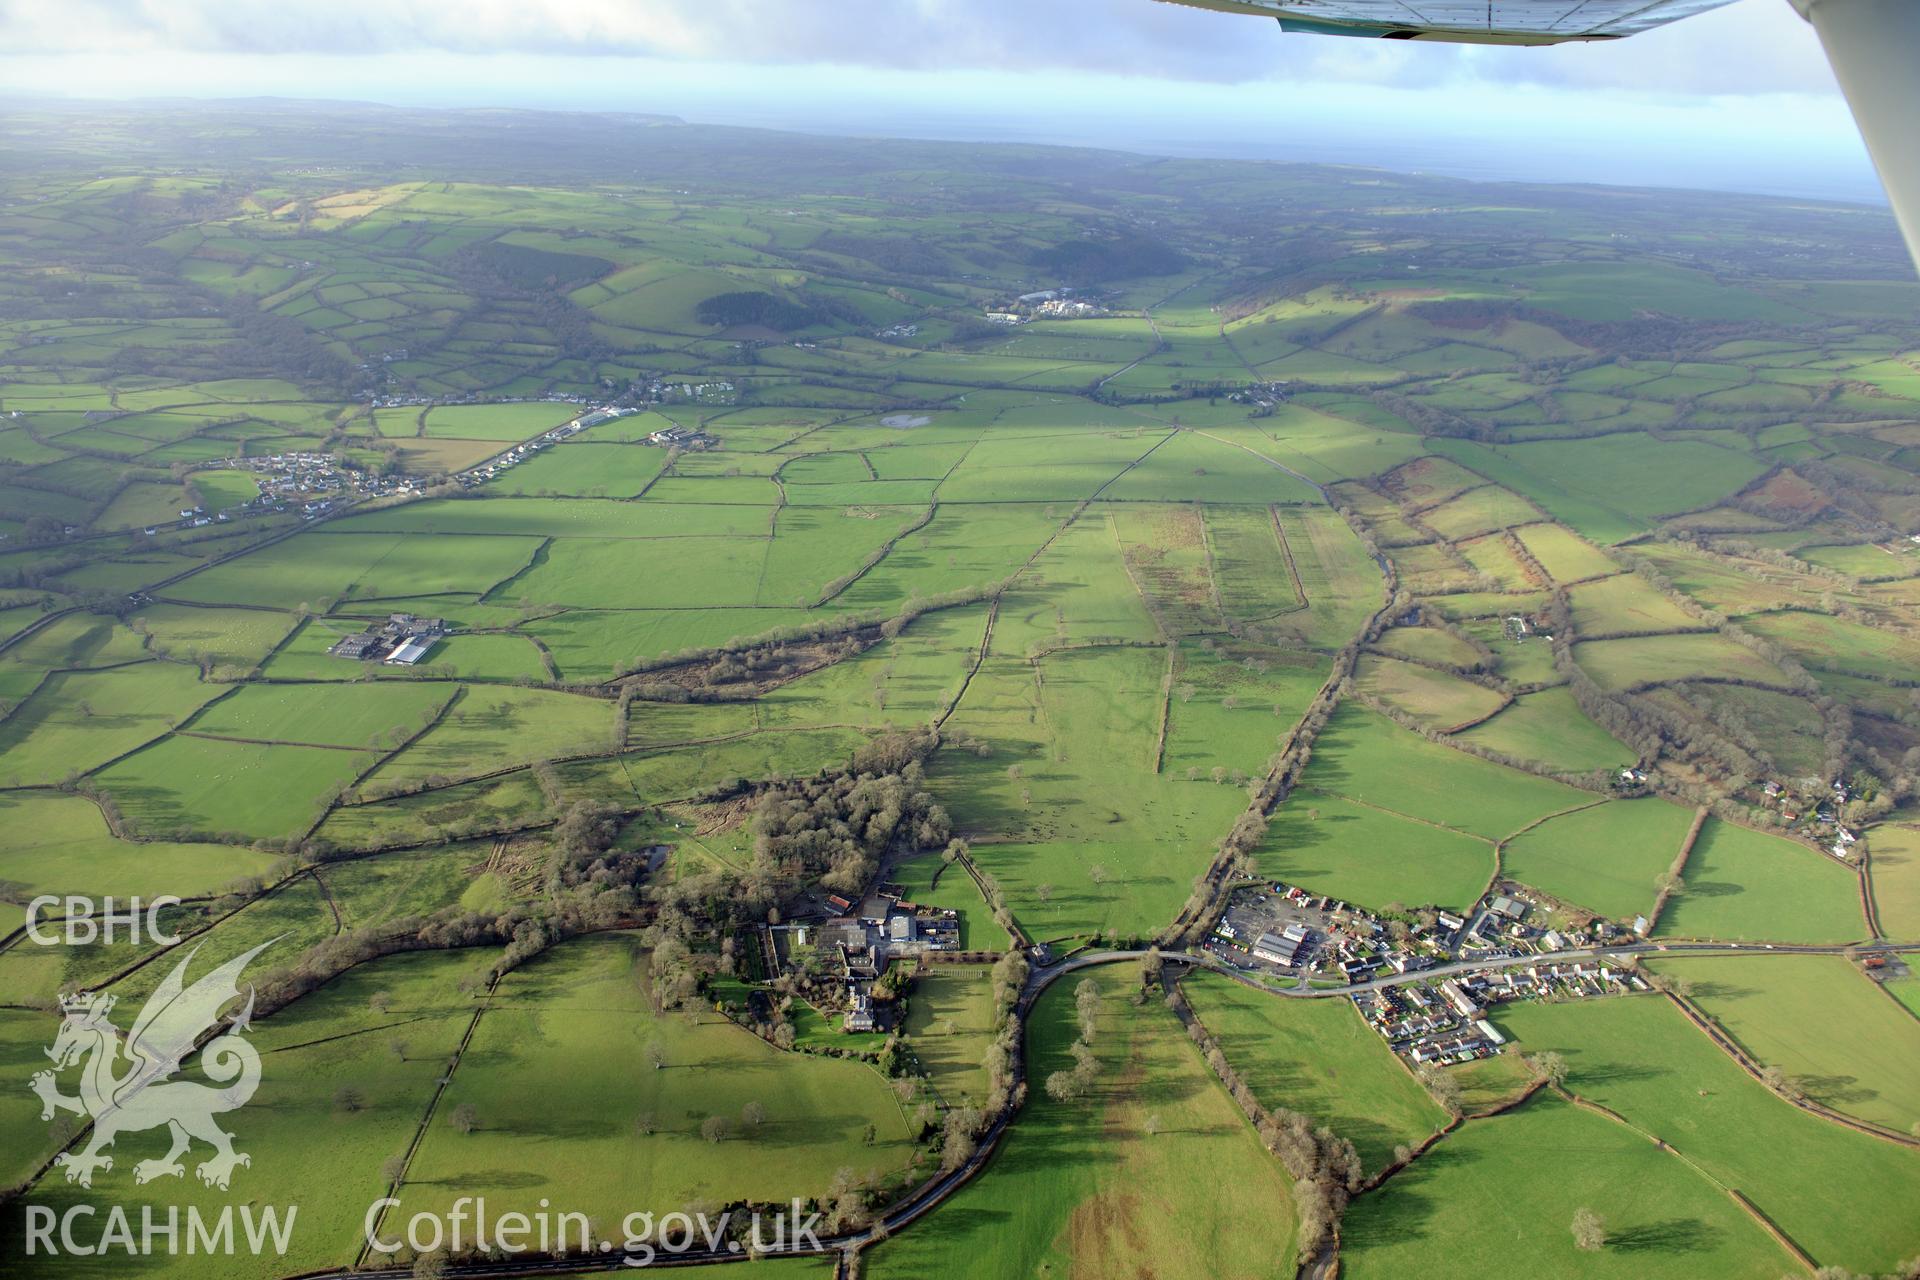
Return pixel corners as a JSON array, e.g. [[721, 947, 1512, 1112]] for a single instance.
[[282, 935, 1919, 1280]]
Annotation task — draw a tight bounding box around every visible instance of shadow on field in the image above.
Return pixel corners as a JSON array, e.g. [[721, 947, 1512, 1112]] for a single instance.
[[407, 1168, 546, 1189], [1610, 1216, 1723, 1254], [1341, 1144, 1477, 1247], [1796, 1073, 1874, 1105], [1556, 1048, 1664, 1086]]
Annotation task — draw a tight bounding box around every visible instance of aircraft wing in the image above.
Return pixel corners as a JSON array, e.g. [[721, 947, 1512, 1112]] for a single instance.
[[1154, 0, 1740, 45], [1158, 0, 1920, 272]]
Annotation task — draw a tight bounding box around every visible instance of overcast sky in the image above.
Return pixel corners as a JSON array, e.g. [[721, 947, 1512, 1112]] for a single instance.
[[0, 0, 1882, 201]]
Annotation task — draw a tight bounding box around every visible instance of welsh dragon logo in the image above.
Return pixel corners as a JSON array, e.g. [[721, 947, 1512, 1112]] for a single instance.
[[30, 939, 276, 1190]]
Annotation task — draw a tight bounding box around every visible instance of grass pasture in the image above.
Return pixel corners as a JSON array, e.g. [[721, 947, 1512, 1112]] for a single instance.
[[1418, 485, 1543, 541], [486, 440, 667, 496], [1739, 609, 1920, 681], [1647, 954, 1920, 1135], [185, 680, 449, 748], [1371, 624, 1483, 669], [1301, 704, 1592, 842], [1654, 819, 1865, 943], [1568, 574, 1702, 639], [1267, 506, 1383, 650], [1259, 788, 1496, 912], [1500, 798, 1693, 920], [901, 964, 1000, 1107], [97, 733, 374, 840], [1494, 994, 1920, 1274], [402, 934, 918, 1227], [1455, 687, 1630, 774], [937, 644, 1247, 941], [1433, 436, 1767, 545], [1355, 653, 1506, 732], [1341, 1089, 1798, 1280], [1181, 971, 1448, 1172], [867, 967, 1298, 1280], [12, 948, 486, 1280], [1513, 523, 1617, 583], [1574, 633, 1790, 692], [0, 660, 216, 786], [373, 684, 611, 787], [1161, 641, 1328, 780], [423, 402, 578, 439], [1207, 504, 1307, 621], [1867, 822, 1920, 937], [0, 790, 276, 898], [132, 603, 298, 670]]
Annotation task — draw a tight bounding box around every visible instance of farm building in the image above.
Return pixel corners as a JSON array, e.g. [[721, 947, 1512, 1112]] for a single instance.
[[330, 633, 381, 660], [1252, 931, 1304, 966], [386, 636, 437, 665], [331, 613, 448, 664]]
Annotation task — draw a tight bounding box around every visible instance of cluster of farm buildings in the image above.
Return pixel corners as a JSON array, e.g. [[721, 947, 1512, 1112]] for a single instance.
[[455, 406, 633, 487], [327, 613, 448, 665], [760, 887, 965, 1032], [982, 287, 1108, 325], [646, 423, 718, 450]]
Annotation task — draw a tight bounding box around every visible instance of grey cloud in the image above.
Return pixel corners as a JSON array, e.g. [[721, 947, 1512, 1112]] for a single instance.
[[0, 0, 1836, 94]]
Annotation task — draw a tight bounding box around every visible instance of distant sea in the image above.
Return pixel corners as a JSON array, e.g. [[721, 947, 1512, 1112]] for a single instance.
[[690, 99, 1887, 207]]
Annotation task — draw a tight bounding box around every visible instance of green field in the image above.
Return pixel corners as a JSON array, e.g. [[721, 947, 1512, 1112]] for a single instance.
[[1259, 787, 1497, 911], [936, 644, 1247, 941], [423, 402, 578, 439], [1370, 624, 1483, 669], [1493, 995, 1920, 1273], [1301, 704, 1593, 842], [371, 684, 611, 786], [1653, 819, 1865, 943], [901, 965, 1000, 1106], [11, 947, 486, 1279], [1513, 523, 1617, 583], [1456, 687, 1630, 774], [1161, 641, 1328, 779], [1181, 970, 1448, 1171], [1647, 954, 1920, 1135], [0, 791, 276, 898], [187, 680, 449, 748], [1501, 798, 1694, 920], [98, 732, 374, 839], [1573, 633, 1790, 692], [1739, 609, 1920, 681], [132, 602, 300, 670], [1434, 435, 1769, 545], [1868, 822, 1920, 937], [402, 934, 919, 1224], [487, 440, 668, 496], [867, 966, 1298, 1280], [0, 660, 217, 786], [4, 101, 1920, 1278], [1567, 575, 1701, 639], [1342, 1089, 1799, 1280], [1356, 653, 1507, 732]]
